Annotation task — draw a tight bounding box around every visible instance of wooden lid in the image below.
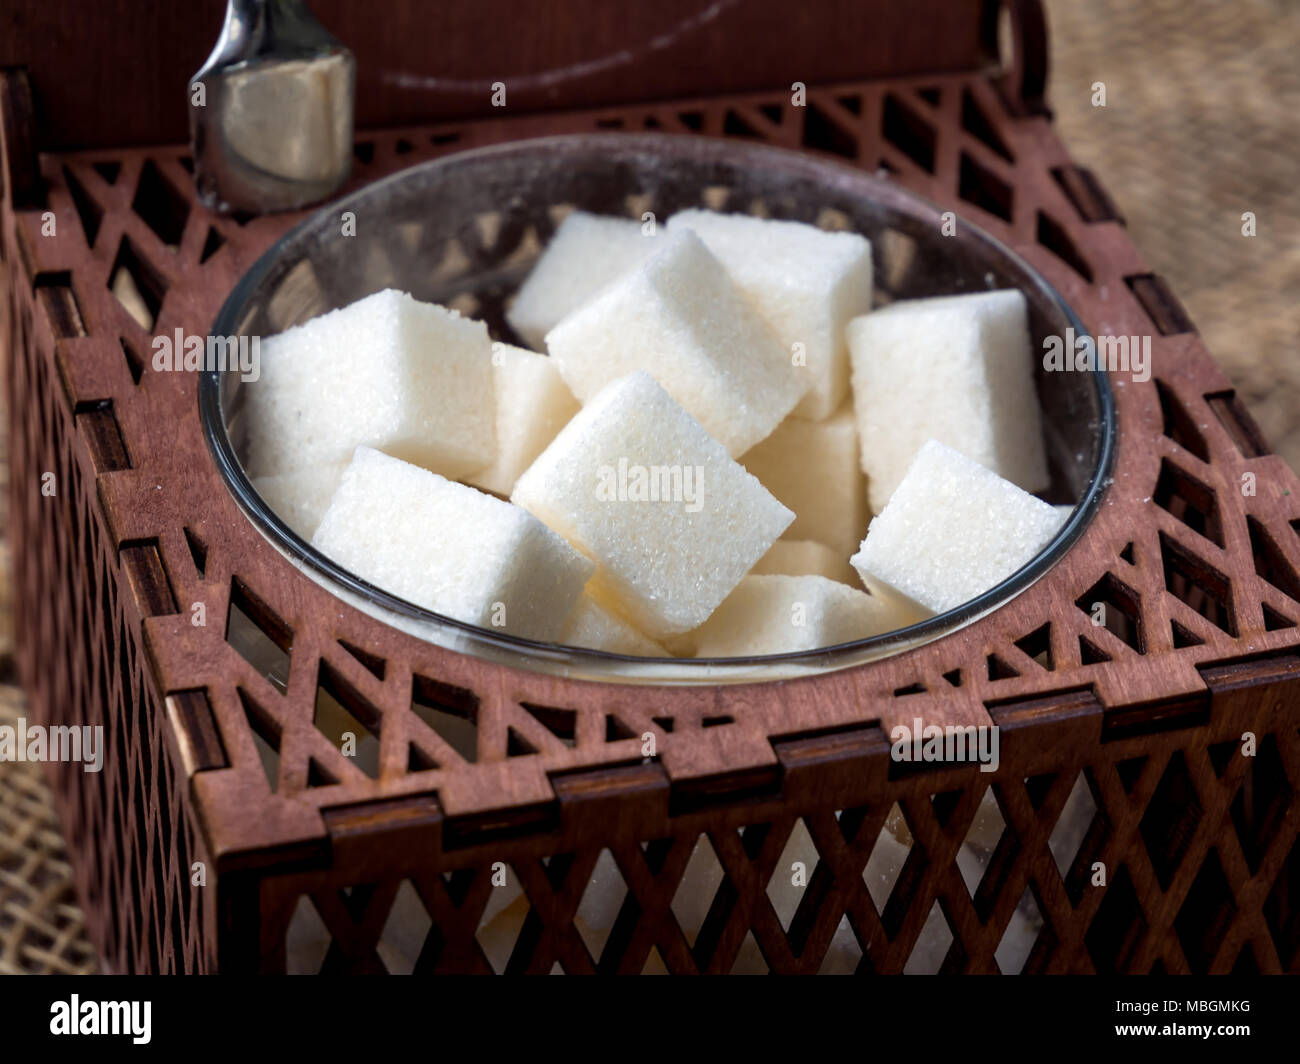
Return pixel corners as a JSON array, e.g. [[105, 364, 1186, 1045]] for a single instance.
[[1, 0, 1004, 151]]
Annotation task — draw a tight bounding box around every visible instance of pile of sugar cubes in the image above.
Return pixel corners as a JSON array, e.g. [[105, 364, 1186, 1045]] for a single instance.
[[243, 207, 1066, 658]]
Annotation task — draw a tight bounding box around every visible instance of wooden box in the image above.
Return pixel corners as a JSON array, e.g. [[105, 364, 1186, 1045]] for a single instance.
[[2, 0, 1298, 973]]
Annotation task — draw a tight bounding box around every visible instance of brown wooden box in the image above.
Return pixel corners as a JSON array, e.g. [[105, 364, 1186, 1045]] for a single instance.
[[2, 0, 1298, 973]]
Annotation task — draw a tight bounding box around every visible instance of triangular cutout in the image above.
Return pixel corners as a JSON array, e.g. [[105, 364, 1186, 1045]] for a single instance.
[[520, 702, 577, 747], [1079, 634, 1112, 664], [410, 675, 479, 763], [722, 110, 761, 138], [1262, 602, 1296, 631], [930, 790, 961, 828], [942, 668, 963, 687], [1013, 622, 1054, 671], [641, 946, 669, 974], [314, 663, 381, 779], [119, 336, 144, 384], [91, 160, 122, 185], [1207, 740, 1237, 779], [605, 713, 637, 742], [306, 757, 339, 788], [1024, 773, 1054, 811], [63, 165, 104, 248], [237, 688, 281, 792], [337, 638, 386, 680], [199, 226, 226, 264], [1119, 541, 1135, 565], [987, 653, 1020, 680], [407, 743, 438, 772], [1171, 619, 1205, 648], [1116, 756, 1146, 794], [730, 931, 768, 974], [183, 526, 206, 578], [506, 727, 538, 757]]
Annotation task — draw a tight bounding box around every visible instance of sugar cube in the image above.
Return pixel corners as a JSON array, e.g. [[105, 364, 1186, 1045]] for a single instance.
[[739, 402, 869, 554], [847, 288, 1048, 512], [690, 575, 904, 657], [560, 590, 668, 657], [753, 539, 859, 587], [251, 461, 348, 540], [465, 344, 580, 497], [511, 372, 793, 638], [668, 209, 872, 420], [850, 439, 1062, 615], [312, 447, 591, 641], [544, 231, 808, 456], [243, 288, 496, 480], [505, 212, 661, 350]]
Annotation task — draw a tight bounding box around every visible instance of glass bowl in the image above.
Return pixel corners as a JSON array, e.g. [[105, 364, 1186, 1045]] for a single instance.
[[200, 132, 1115, 685]]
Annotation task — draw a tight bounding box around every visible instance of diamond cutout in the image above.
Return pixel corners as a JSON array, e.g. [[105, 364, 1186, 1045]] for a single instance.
[[1085, 866, 1145, 973], [767, 819, 818, 931], [376, 881, 433, 975], [864, 803, 912, 913], [1139, 751, 1202, 889], [958, 788, 1005, 896], [1229, 733, 1292, 874], [575, 849, 627, 965], [284, 896, 331, 975], [475, 867, 528, 974], [996, 886, 1045, 974], [1049, 772, 1099, 889], [903, 901, 953, 974], [671, 836, 725, 949], [1175, 849, 1235, 974]]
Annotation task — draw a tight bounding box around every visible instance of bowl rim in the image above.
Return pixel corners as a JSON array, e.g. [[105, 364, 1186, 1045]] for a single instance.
[[199, 130, 1117, 685]]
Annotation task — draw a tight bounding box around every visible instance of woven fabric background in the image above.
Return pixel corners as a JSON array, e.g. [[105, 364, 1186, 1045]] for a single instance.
[[0, 0, 1296, 974], [1046, 0, 1300, 468]]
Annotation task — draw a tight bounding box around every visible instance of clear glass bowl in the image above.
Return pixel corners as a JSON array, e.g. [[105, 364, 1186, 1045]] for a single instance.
[[200, 133, 1116, 685]]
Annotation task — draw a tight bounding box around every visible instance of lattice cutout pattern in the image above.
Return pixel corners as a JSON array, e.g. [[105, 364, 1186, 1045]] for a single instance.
[[5, 71, 1300, 972]]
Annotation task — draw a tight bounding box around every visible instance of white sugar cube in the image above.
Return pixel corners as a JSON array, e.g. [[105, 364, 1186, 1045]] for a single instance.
[[850, 439, 1062, 616], [465, 344, 579, 497], [740, 403, 869, 554], [668, 209, 871, 420], [244, 289, 496, 480], [690, 575, 904, 657], [753, 539, 858, 587], [506, 212, 660, 350], [251, 461, 347, 540], [312, 447, 591, 641], [847, 288, 1048, 512], [560, 591, 668, 657], [512, 372, 793, 638], [544, 231, 808, 456]]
